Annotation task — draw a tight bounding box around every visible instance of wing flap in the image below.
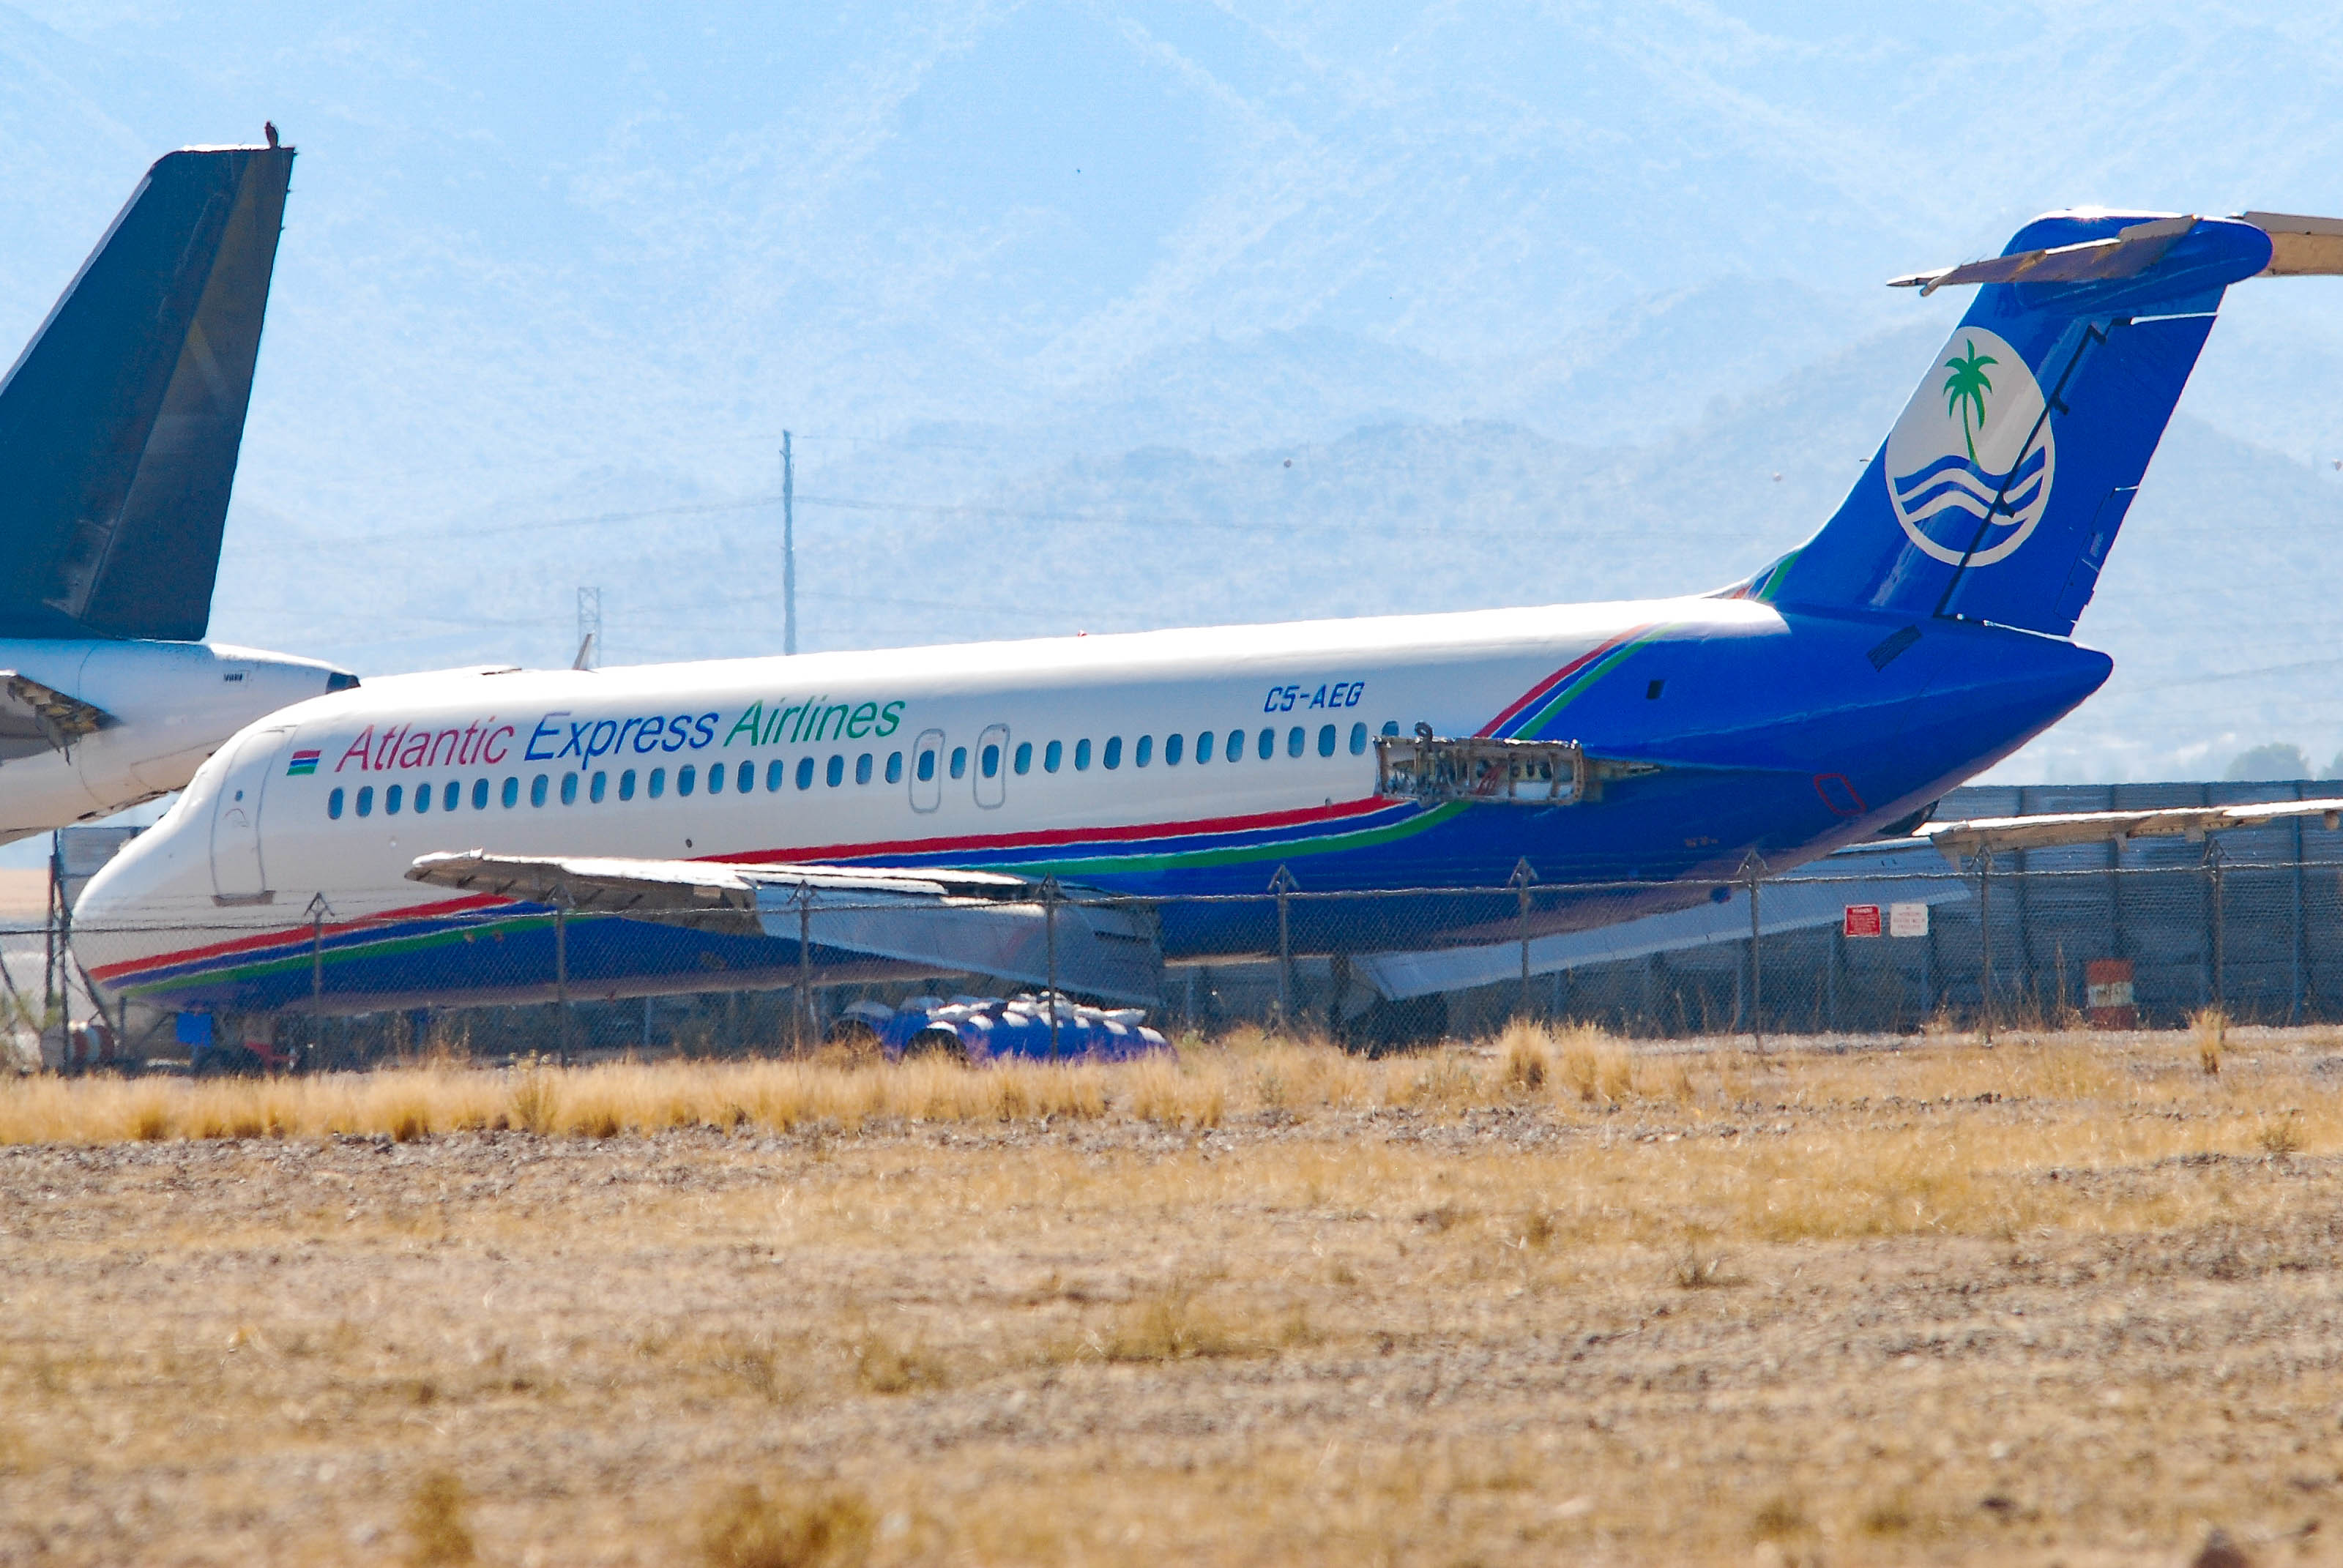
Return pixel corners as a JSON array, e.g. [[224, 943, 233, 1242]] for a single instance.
[[0, 671, 113, 761]]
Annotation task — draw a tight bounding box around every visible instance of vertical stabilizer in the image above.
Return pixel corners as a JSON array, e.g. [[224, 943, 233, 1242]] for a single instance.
[[1743, 211, 2273, 639], [0, 143, 294, 641]]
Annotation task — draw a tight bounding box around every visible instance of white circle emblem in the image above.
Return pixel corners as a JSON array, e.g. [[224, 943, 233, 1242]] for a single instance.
[[1882, 325, 2055, 567]]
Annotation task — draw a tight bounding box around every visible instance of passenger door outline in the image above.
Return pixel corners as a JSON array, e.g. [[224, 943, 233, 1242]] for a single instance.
[[209, 725, 290, 904], [974, 724, 1009, 809], [909, 728, 945, 813]]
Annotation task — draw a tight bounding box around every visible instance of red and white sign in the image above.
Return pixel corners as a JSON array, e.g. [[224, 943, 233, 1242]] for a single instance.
[[2085, 958, 2137, 1028], [1888, 901, 1929, 938], [1843, 904, 1882, 937]]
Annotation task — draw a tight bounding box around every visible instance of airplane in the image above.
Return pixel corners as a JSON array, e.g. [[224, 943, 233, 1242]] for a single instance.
[[66, 206, 2343, 1039], [0, 139, 354, 843]]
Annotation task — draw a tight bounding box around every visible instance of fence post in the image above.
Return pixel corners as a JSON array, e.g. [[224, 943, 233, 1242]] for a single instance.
[[1042, 876, 1061, 1059], [1270, 865, 1296, 1031], [551, 896, 572, 1067], [307, 893, 329, 1072], [796, 889, 815, 1055], [1977, 851, 1993, 1045], [2292, 813, 2309, 1023], [1740, 852, 1766, 1048], [1511, 858, 1537, 1023], [2207, 842, 2227, 1015]]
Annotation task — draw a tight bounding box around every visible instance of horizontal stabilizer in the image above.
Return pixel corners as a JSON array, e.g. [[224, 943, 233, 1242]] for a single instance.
[[1915, 799, 2343, 859], [1889, 215, 2194, 296], [406, 851, 1163, 1003], [2238, 212, 2343, 276], [0, 671, 112, 761], [1892, 211, 2343, 295]]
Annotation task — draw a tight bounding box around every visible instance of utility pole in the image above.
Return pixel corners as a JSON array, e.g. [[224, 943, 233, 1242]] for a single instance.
[[575, 586, 601, 670], [781, 431, 797, 656]]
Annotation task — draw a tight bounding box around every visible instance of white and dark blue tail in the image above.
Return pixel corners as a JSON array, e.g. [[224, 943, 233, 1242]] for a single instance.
[[1737, 209, 2339, 638], [0, 141, 294, 642]]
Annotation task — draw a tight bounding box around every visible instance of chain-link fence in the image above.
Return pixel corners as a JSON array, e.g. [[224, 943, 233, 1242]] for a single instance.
[[19, 836, 2343, 1072]]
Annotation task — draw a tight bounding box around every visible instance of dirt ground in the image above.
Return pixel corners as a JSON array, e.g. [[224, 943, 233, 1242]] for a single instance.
[[4, 1028, 2342, 1565]]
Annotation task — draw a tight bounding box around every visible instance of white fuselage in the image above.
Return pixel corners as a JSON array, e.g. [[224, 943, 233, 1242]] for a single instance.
[[73, 596, 1782, 944], [0, 639, 350, 843]]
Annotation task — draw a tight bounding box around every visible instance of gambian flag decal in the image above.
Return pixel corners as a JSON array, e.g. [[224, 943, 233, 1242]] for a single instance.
[[286, 749, 320, 777]]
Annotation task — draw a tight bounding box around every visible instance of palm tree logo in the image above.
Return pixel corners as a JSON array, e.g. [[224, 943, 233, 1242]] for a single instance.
[[1941, 339, 1997, 463]]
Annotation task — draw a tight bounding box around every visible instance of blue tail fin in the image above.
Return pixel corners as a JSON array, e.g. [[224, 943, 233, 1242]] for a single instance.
[[1748, 211, 2273, 638], [0, 142, 294, 641]]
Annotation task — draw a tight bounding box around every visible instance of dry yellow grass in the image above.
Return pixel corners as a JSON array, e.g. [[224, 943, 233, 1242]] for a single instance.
[[5, 1022, 2343, 1564]]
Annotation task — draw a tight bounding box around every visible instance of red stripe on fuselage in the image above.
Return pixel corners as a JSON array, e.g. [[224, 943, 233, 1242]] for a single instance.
[[1475, 630, 1643, 737], [712, 793, 1396, 867], [86, 891, 509, 982]]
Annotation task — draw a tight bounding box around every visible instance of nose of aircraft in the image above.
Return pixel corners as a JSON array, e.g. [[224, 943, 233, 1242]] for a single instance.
[[64, 792, 209, 1005]]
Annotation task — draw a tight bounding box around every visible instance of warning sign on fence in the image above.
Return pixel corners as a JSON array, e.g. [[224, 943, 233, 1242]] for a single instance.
[[1888, 902, 1929, 938], [1843, 904, 1882, 937], [2086, 958, 2137, 1029]]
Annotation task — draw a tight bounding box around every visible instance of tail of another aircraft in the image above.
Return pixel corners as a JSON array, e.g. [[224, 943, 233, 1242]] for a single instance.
[[0, 141, 294, 642], [1740, 209, 2309, 640]]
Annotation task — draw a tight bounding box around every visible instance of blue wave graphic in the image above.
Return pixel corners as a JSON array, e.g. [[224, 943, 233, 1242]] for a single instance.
[[1891, 445, 2047, 522]]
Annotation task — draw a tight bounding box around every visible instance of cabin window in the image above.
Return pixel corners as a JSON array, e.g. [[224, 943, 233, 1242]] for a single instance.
[[1349, 723, 1368, 755], [1318, 724, 1336, 757], [886, 752, 904, 783], [385, 784, 404, 815], [1382, 720, 1399, 736], [411, 782, 429, 813], [737, 761, 753, 794], [443, 781, 460, 812], [473, 779, 489, 809], [856, 753, 873, 785], [619, 769, 636, 802], [1044, 740, 1062, 773], [950, 746, 968, 780], [1013, 742, 1032, 775], [1227, 729, 1245, 762], [649, 767, 666, 799], [917, 749, 936, 783], [529, 774, 548, 807], [357, 786, 374, 817], [1103, 737, 1122, 770], [328, 788, 344, 820], [1165, 733, 1183, 766], [678, 764, 697, 796], [797, 757, 815, 790], [981, 742, 1000, 779], [765, 760, 783, 792], [707, 763, 725, 795], [1196, 731, 1214, 764], [560, 772, 578, 805], [1259, 728, 1276, 760], [1070, 739, 1088, 771], [1136, 735, 1152, 767], [1287, 726, 1305, 758], [591, 771, 608, 803], [827, 754, 845, 787], [502, 777, 519, 808]]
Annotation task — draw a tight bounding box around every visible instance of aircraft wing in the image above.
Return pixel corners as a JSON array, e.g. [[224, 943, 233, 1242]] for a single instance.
[[1915, 799, 2343, 859], [406, 850, 1163, 1004], [0, 671, 113, 761]]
